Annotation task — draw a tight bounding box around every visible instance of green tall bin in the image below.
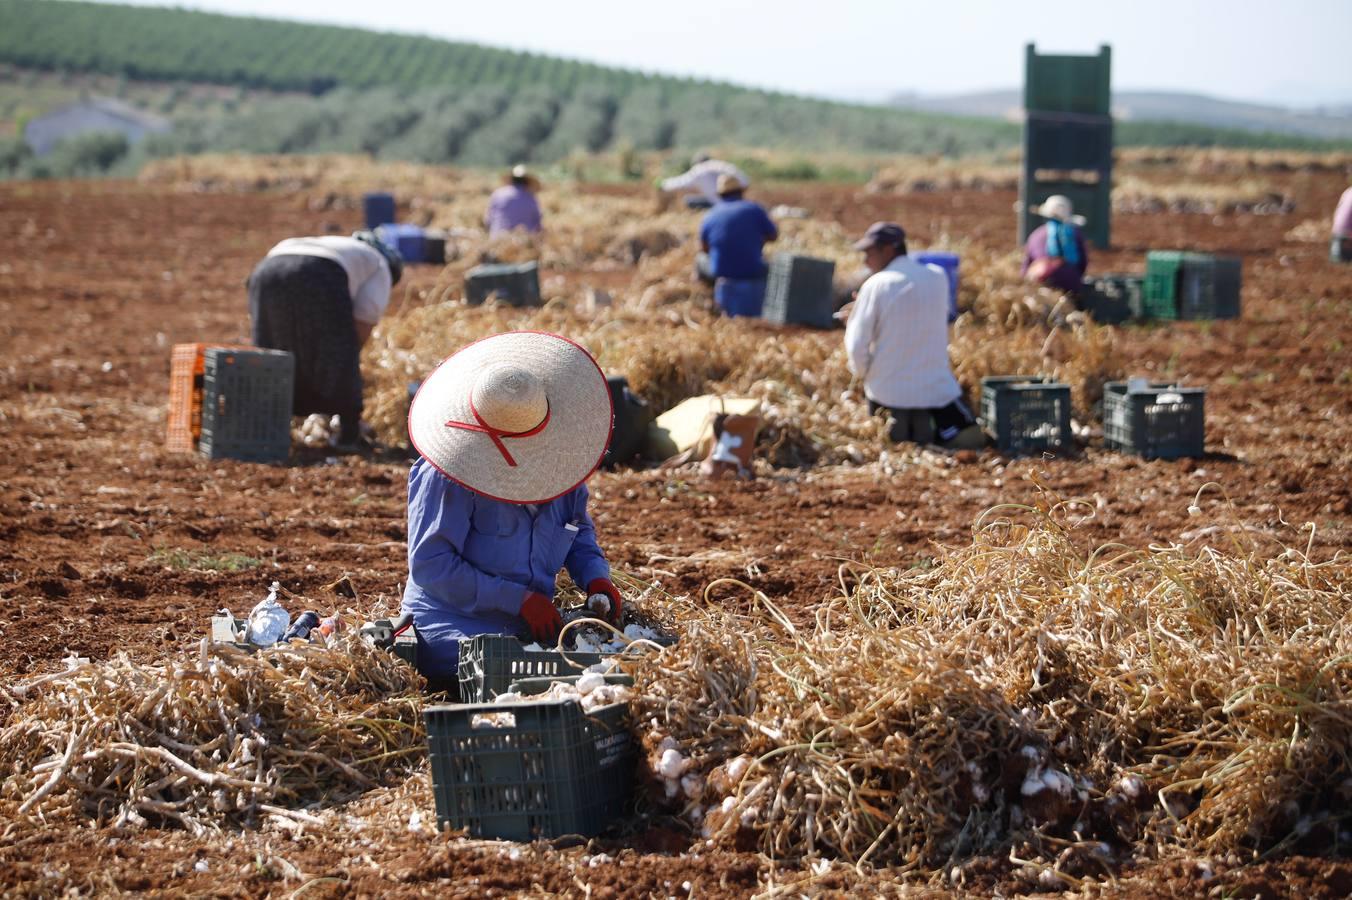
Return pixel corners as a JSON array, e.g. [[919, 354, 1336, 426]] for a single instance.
[[1024, 44, 1112, 115]]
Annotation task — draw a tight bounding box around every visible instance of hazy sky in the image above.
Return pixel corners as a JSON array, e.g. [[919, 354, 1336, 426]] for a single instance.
[[100, 0, 1352, 107]]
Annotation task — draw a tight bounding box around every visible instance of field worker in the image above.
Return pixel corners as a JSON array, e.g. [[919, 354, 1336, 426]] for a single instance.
[[700, 174, 778, 318], [845, 222, 983, 448], [1332, 182, 1352, 262], [248, 231, 402, 447], [661, 151, 749, 210], [485, 164, 543, 237], [402, 331, 623, 694], [1021, 195, 1089, 293]]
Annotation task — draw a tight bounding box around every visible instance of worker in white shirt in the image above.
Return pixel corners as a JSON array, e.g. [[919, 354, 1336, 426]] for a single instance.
[[660, 151, 749, 210], [844, 222, 984, 448]]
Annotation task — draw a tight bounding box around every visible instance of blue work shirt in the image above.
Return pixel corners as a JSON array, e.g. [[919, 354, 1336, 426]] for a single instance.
[[400, 458, 610, 679], [699, 199, 778, 279]]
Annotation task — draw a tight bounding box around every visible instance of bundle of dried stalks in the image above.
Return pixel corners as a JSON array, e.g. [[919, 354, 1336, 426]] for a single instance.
[[0, 634, 424, 836], [626, 490, 1352, 879]]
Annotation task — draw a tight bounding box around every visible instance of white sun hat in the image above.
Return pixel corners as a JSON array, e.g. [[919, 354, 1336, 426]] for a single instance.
[[408, 331, 612, 503], [1031, 194, 1087, 226]]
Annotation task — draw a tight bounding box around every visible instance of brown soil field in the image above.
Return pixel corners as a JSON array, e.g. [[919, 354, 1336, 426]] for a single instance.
[[1, 162, 1350, 897]]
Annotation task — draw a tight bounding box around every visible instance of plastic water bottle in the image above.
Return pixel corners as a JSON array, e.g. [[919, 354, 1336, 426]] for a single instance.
[[246, 582, 291, 647], [283, 610, 320, 642]]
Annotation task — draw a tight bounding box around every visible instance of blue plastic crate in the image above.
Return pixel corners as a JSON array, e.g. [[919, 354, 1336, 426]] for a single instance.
[[425, 698, 634, 840], [198, 348, 294, 463]]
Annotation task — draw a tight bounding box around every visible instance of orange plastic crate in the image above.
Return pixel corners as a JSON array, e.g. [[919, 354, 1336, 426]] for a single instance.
[[166, 342, 249, 452]]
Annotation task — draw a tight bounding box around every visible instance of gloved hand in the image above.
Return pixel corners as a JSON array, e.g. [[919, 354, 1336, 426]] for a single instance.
[[519, 591, 562, 644], [587, 578, 623, 626]]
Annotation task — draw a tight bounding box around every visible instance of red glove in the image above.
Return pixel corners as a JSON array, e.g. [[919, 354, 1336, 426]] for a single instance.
[[587, 578, 623, 625], [519, 591, 562, 644]]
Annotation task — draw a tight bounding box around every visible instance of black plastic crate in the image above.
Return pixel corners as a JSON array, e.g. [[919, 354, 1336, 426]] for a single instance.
[[425, 698, 634, 840], [1079, 273, 1141, 324], [762, 253, 836, 328], [1024, 111, 1113, 172], [458, 634, 613, 703], [465, 261, 541, 307], [1103, 381, 1205, 459], [199, 348, 294, 463], [1179, 255, 1241, 320], [980, 376, 1073, 454]]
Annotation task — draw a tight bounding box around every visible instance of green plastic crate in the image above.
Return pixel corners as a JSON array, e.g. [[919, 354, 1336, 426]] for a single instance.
[[509, 673, 633, 696], [1142, 251, 1189, 319], [458, 634, 613, 703], [1024, 112, 1113, 172], [979, 376, 1073, 455], [425, 698, 634, 840], [1103, 381, 1205, 459], [1024, 43, 1112, 115]]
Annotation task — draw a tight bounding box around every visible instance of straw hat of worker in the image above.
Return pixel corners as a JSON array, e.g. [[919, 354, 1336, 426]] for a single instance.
[[506, 163, 541, 192], [716, 173, 747, 197], [1031, 194, 1087, 226], [408, 331, 612, 503]]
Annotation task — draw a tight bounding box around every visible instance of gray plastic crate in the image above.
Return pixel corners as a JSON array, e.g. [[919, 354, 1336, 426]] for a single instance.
[[199, 348, 294, 463], [980, 376, 1073, 455], [1179, 256, 1241, 320], [1333, 237, 1351, 264], [465, 261, 541, 307], [1080, 273, 1141, 325], [425, 698, 634, 840], [1103, 381, 1205, 459], [762, 253, 836, 328], [458, 634, 613, 703]]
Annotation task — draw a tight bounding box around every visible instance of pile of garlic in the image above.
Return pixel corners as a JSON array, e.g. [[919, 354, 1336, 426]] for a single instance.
[[294, 413, 339, 447], [490, 661, 631, 712]]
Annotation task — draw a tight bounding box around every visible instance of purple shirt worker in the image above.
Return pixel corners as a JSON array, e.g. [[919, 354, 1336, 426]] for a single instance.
[[485, 164, 543, 237]]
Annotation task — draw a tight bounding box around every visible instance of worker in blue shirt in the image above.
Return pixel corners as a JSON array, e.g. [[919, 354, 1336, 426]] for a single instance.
[[699, 174, 778, 317], [401, 331, 622, 694]]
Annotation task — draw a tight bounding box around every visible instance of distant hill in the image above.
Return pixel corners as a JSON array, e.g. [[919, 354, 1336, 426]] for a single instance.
[[1, 0, 1350, 180], [891, 89, 1352, 141]]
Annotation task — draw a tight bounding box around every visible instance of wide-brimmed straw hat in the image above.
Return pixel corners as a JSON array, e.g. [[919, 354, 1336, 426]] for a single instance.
[[1030, 194, 1087, 226], [408, 331, 612, 503]]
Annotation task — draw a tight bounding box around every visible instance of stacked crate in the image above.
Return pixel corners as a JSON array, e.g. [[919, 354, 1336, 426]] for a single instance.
[[425, 698, 635, 840], [761, 253, 836, 328], [167, 342, 248, 452], [1018, 43, 1113, 250], [1143, 252, 1241, 320], [198, 348, 294, 463]]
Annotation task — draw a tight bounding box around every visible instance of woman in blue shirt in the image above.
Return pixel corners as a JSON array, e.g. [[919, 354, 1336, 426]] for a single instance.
[[402, 331, 621, 693]]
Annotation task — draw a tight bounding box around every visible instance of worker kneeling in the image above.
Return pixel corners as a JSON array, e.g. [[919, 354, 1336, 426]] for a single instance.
[[401, 332, 623, 696]]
